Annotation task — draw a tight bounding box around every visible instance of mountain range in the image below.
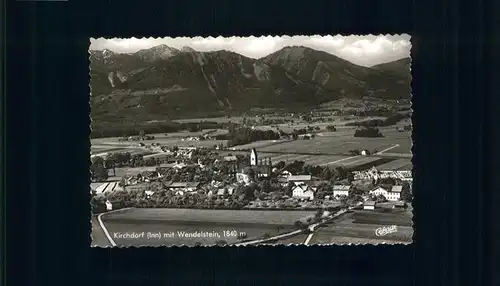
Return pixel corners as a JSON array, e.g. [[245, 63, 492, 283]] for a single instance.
[[90, 45, 411, 122]]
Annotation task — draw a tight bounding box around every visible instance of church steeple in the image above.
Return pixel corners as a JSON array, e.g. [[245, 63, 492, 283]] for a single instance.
[[250, 148, 258, 166]]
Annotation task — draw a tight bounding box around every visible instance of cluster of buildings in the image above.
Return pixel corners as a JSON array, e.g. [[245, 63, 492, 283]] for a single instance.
[[353, 167, 412, 182], [103, 147, 411, 209]]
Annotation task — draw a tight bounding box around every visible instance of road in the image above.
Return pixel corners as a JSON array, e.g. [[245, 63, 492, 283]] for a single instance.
[[91, 216, 112, 247], [235, 208, 350, 246]]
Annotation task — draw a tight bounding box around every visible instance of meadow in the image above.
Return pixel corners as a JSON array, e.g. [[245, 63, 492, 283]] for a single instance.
[[104, 208, 315, 225], [102, 221, 297, 246], [310, 209, 413, 244], [99, 208, 316, 246]]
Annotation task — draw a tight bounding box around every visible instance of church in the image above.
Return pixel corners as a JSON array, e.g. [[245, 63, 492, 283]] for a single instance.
[[236, 148, 272, 184]]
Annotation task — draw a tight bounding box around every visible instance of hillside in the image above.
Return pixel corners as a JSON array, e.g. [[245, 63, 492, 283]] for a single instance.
[[263, 46, 410, 100], [371, 58, 411, 79], [90, 45, 411, 122]]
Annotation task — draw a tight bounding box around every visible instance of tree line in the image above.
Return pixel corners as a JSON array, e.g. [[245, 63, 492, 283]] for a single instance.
[[226, 127, 280, 147]]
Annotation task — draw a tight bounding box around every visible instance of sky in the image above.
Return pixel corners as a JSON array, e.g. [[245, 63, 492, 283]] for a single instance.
[[90, 34, 411, 67]]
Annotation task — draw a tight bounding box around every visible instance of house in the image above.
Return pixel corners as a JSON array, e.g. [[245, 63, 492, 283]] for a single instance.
[[288, 175, 312, 186], [125, 183, 149, 192], [236, 173, 251, 185], [226, 185, 236, 195], [292, 184, 315, 200], [165, 182, 200, 193], [361, 149, 370, 156], [211, 180, 224, 188], [277, 176, 289, 187], [223, 156, 238, 162], [393, 201, 407, 209], [333, 185, 351, 197], [387, 185, 402, 201], [105, 200, 113, 211], [364, 200, 376, 210], [369, 186, 390, 197], [173, 162, 187, 169]]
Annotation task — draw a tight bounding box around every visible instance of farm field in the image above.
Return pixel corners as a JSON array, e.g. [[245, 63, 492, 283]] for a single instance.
[[235, 130, 412, 156], [91, 147, 154, 157], [91, 146, 128, 154], [90, 182, 123, 194], [376, 159, 413, 171], [229, 140, 286, 150], [99, 208, 315, 246], [91, 140, 227, 156], [101, 221, 295, 246], [310, 210, 413, 245], [91, 129, 228, 146], [111, 166, 159, 177], [103, 208, 315, 225], [396, 163, 413, 171], [274, 234, 309, 245], [351, 209, 413, 226], [217, 150, 396, 169], [173, 117, 245, 124]]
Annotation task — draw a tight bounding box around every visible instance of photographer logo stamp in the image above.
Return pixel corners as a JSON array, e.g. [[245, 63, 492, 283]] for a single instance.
[[375, 225, 398, 237]]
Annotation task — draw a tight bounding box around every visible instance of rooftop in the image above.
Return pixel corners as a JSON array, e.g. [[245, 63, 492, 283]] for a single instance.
[[391, 186, 403, 193], [364, 201, 376, 206], [333, 185, 351, 190], [165, 182, 200, 188], [288, 175, 312, 181]]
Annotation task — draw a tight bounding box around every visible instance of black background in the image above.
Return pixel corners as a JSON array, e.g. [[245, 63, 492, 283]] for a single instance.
[[5, 0, 497, 285]]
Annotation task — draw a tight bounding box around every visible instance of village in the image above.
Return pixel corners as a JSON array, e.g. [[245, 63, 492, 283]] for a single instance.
[[91, 142, 413, 213]]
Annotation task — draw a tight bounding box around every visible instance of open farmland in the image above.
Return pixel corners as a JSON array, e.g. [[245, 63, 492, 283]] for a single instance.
[[228, 126, 412, 158], [90, 181, 122, 194], [273, 234, 309, 245], [217, 150, 396, 169], [310, 210, 413, 245], [91, 146, 128, 155], [101, 221, 297, 246], [104, 208, 315, 224], [91, 129, 228, 150], [99, 208, 315, 246], [111, 166, 159, 177], [173, 117, 246, 124], [376, 159, 413, 171]]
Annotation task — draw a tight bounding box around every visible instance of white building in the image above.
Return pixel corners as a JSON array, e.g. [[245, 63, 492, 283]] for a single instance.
[[236, 173, 251, 185], [388, 186, 402, 201], [292, 184, 315, 200], [105, 200, 113, 211], [288, 175, 312, 186], [333, 185, 351, 197], [166, 182, 200, 193], [223, 156, 238, 162], [369, 185, 402, 201], [369, 186, 389, 197], [364, 201, 376, 210]]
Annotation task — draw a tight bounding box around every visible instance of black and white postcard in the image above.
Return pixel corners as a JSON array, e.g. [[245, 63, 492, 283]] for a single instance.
[[89, 35, 413, 247]]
